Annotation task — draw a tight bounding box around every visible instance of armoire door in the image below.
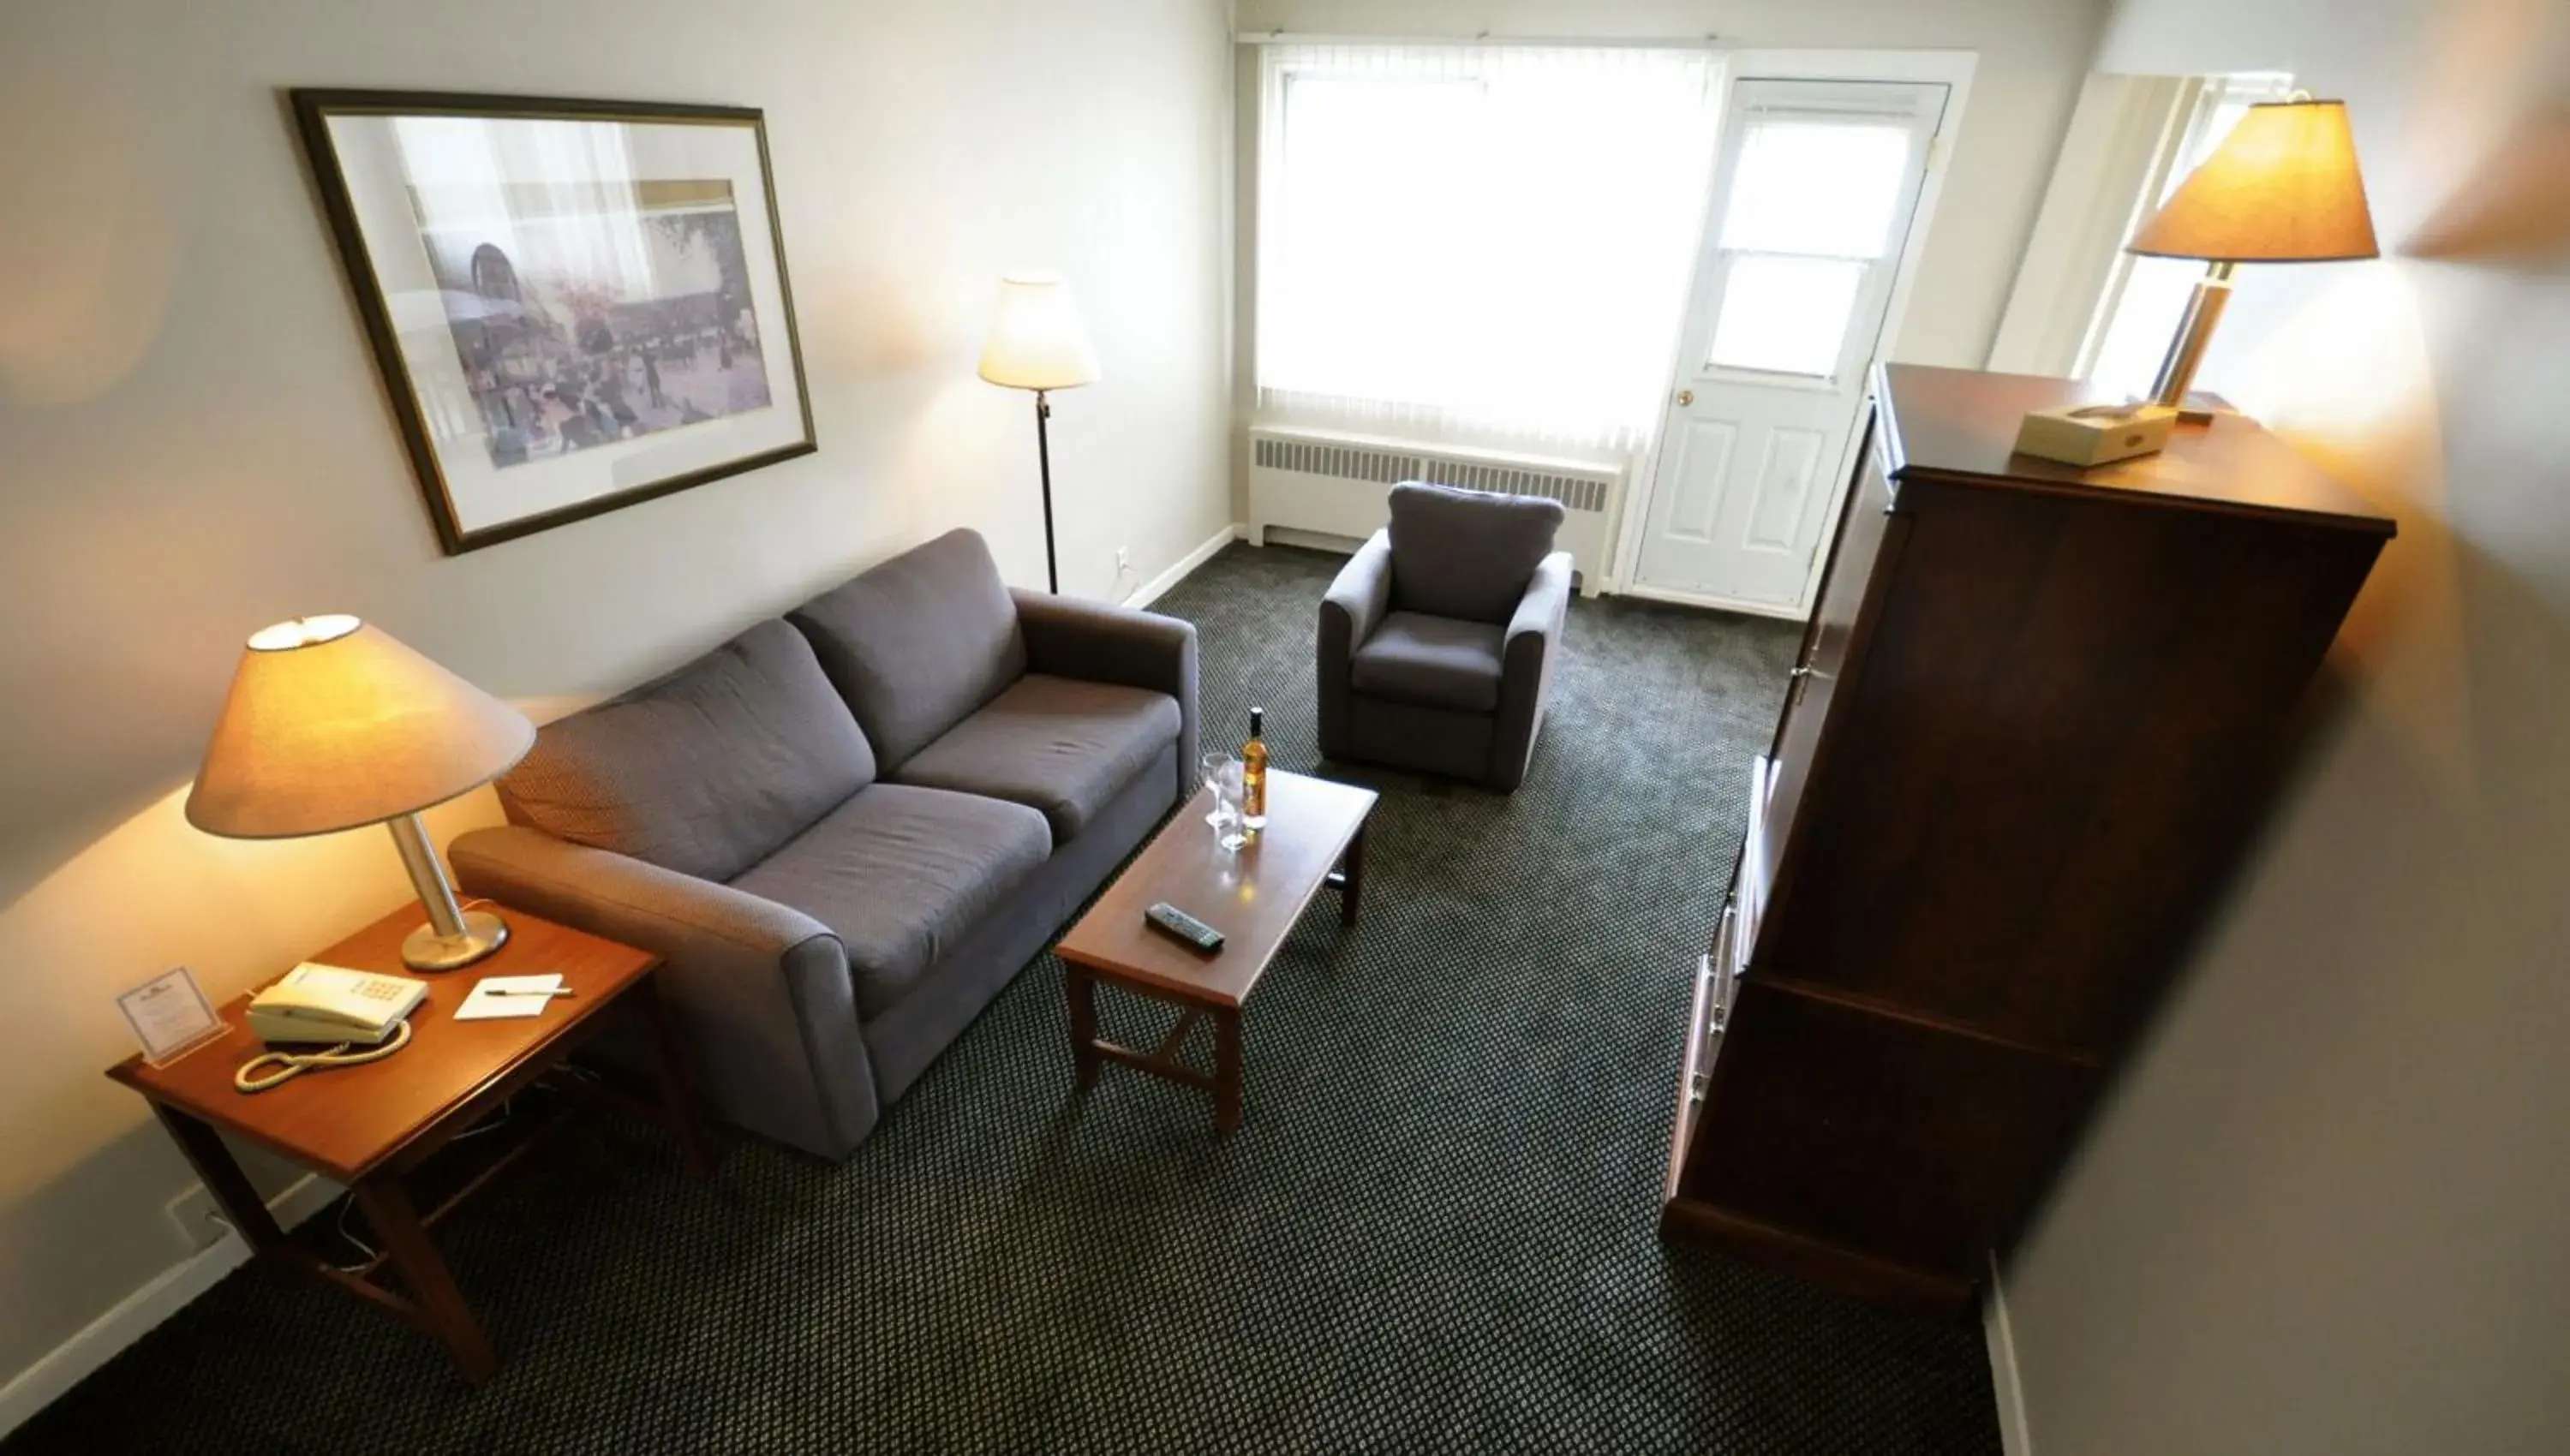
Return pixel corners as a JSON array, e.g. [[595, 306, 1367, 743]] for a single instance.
[[1749, 414, 1904, 916]]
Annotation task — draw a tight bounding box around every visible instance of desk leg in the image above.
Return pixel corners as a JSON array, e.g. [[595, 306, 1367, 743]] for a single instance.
[[352, 1178, 497, 1384], [1068, 966, 1100, 1089], [638, 972, 715, 1179], [1212, 1008, 1244, 1134], [149, 1102, 284, 1256]]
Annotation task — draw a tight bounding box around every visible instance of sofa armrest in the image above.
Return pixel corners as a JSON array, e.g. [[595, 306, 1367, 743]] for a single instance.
[[1491, 551, 1575, 790], [1011, 588, 1199, 804], [1317, 530, 1395, 757], [449, 825, 880, 1159]]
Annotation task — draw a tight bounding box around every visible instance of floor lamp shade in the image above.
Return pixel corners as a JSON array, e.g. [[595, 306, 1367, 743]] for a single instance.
[[188, 616, 536, 970], [977, 274, 1101, 391], [977, 272, 1099, 594]]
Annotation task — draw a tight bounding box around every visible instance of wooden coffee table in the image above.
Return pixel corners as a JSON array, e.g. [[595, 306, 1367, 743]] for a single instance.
[[106, 902, 711, 1381], [1056, 768, 1378, 1131]]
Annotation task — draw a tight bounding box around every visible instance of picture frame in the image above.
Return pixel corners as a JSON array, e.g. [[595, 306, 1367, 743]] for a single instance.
[[290, 89, 817, 554]]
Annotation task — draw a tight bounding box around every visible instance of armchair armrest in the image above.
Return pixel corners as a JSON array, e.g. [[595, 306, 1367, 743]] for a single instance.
[[1491, 551, 1574, 791], [1010, 589, 1200, 804], [449, 825, 879, 1159], [1506, 550, 1574, 655], [1317, 530, 1394, 757]]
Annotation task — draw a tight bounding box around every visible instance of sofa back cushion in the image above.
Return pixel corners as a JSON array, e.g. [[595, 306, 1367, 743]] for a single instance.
[[497, 618, 876, 883], [1385, 481, 1567, 624], [787, 528, 1027, 770]]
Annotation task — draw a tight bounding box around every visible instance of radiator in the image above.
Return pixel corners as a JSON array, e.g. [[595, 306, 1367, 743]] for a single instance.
[[1246, 427, 1618, 592]]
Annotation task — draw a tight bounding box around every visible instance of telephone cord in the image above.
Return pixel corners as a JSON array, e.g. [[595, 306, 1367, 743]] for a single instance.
[[233, 1019, 413, 1094]]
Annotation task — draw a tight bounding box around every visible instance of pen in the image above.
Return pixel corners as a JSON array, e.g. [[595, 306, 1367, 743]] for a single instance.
[[486, 988, 576, 999]]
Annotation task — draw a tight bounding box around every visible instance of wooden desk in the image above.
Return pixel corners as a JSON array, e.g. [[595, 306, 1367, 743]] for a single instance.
[[107, 903, 710, 1381], [1055, 769, 1377, 1131]]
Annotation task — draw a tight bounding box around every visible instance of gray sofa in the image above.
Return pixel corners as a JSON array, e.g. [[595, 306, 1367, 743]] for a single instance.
[[451, 528, 1198, 1159], [1317, 482, 1572, 791]]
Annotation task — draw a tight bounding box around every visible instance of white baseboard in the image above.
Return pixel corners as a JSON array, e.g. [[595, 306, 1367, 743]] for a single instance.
[[1123, 522, 1245, 610], [1611, 580, 1809, 621], [1985, 1254, 2035, 1456], [0, 1173, 340, 1439]]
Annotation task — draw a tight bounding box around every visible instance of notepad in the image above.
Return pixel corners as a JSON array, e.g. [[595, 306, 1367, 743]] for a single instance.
[[454, 974, 566, 1021]]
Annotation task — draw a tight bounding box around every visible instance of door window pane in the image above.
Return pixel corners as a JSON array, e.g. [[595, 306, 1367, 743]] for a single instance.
[[1717, 122, 1915, 259], [1706, 256, 1864, 376]]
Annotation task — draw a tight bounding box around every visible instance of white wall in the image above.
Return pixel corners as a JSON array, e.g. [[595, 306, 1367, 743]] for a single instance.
[[0, 0, 1232, 1413], [1997, 1, 2570, 1453]]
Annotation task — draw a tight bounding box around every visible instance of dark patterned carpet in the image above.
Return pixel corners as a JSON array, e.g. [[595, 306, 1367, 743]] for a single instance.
[[9, 544, 2002, 1454]]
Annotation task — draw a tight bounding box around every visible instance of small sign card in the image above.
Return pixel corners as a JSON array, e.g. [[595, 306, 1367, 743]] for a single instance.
[[117, 966, 224, 1066]]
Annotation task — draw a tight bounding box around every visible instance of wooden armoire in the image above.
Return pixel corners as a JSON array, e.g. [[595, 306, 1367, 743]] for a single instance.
[[1660, 364, 2394, 1314]]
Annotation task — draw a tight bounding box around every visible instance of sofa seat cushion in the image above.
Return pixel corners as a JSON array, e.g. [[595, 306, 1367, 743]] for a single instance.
[[786, 528, 1028, 772], [890, 674, 1181, 843], [1351, 612, 1506, 713], [497, 619, 877, 884], [730, 784, 1051, 1019]]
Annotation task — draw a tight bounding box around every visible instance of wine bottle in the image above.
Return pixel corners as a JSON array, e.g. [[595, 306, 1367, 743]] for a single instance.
[[1241, 707, 1269, 828]]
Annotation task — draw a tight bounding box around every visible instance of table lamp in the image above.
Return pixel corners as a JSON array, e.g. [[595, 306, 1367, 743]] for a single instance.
[[186, 616, 536, 970], [2127, 96, 2379, 420], [978, 272, 1101, 594]]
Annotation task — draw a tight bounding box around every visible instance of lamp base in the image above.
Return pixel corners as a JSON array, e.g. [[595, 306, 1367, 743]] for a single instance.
[[402, 910, 510, 972]]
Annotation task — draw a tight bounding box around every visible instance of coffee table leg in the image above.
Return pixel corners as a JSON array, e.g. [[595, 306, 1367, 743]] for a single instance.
[[1212, 1007, 1244, 1133], [1338, 822, 1366, 928], [1068, 965, 1100, 1089], [352, 1178, 497, 1383]]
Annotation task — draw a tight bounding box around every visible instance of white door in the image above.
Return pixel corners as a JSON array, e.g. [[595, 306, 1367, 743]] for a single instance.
[[1631, 80, 1945, 612]]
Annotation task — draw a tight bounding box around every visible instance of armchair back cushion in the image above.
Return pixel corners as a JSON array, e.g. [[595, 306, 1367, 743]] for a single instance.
[[1384, 482, 1568, 624], [789, 528, 1028, 770], [497, 618, 876, 884]]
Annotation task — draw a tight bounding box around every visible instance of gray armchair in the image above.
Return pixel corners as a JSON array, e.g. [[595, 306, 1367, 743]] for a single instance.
[[1317, 482, 1572, 791]]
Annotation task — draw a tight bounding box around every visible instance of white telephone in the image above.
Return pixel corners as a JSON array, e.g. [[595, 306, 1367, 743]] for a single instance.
[[234, 965, 428, 1094], [245, 964, 427, 1046]]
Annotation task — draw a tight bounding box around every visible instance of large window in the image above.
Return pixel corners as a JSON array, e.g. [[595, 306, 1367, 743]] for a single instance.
[[1255, 44, 1723, 456], [2079, 74, 2295, 397]]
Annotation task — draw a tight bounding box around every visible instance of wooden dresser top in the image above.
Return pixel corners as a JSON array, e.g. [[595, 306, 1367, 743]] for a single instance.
[[1876, 363, 2396, 537]]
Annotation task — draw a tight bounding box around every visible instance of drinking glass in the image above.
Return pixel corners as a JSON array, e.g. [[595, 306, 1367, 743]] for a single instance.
[[1200, 751, 1248, 851]]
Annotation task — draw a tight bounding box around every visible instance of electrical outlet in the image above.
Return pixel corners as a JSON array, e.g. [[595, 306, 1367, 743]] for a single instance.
[[164, 1184, 230, 1255]]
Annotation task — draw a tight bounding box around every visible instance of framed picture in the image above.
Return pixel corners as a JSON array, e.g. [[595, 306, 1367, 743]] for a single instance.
[[290, 90, 816, 554]]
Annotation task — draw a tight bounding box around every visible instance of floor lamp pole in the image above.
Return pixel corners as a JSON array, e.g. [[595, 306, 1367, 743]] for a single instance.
[[1034, 388, 1059, 594]]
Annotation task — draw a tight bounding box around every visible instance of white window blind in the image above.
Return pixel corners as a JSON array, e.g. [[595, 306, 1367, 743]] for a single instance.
[[1255, 44, 1723, 456]]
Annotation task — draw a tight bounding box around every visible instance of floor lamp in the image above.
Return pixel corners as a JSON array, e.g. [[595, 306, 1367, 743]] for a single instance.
[[978, 273, 1101, 594]]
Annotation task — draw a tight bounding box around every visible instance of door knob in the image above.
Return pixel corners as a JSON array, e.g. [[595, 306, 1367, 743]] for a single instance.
[[1675, 389, 1695, 407]]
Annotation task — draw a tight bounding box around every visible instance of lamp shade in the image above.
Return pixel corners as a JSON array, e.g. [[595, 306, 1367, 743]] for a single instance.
[[2129, 98, 2380, 262], [186, 616, 535, 840], [977, 273, 1101, 391]]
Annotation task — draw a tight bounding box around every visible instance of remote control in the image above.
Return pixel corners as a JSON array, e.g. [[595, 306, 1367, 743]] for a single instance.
[[1145, 902, 1225, 954]]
